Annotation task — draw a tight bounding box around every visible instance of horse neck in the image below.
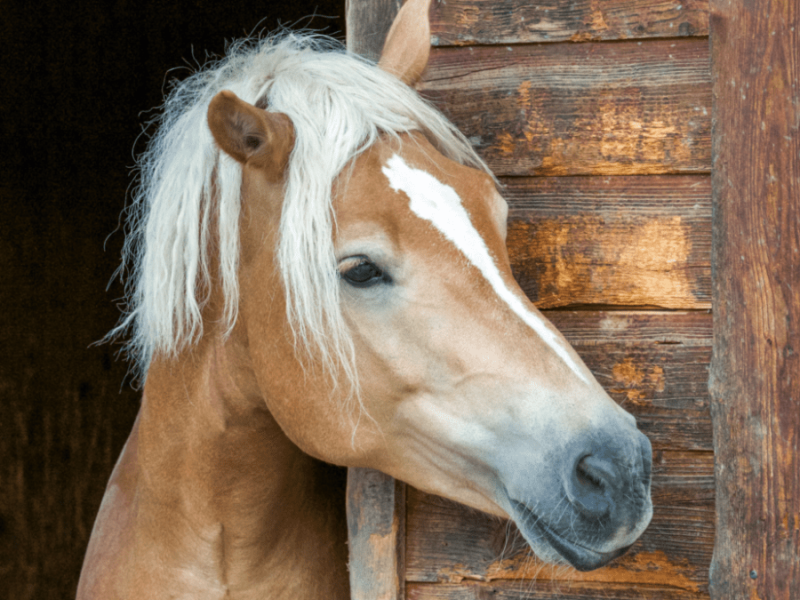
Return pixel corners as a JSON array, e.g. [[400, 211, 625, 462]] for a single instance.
[[130, 326, 350, 598]]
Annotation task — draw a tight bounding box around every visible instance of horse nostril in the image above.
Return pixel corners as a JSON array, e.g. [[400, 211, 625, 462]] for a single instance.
[[569, 454, 616, 518], [578, 454, 618, 490], [577, 456, 604, 489]]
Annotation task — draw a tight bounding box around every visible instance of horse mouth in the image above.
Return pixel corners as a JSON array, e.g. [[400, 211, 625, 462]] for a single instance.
[[510, 500, 631, 571]]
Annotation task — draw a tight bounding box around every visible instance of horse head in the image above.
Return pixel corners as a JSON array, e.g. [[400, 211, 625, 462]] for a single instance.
[[202, 0, 652, 571]]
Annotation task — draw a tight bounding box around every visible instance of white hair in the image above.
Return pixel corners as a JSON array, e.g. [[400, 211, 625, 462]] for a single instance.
[[109, 32, 488, 389]]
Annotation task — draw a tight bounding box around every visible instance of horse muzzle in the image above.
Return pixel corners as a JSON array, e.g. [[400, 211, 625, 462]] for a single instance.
[[503, 428, 653, 571]]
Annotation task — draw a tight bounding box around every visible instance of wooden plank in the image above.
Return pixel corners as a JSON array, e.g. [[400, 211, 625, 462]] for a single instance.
[[569, 340, 712, 452], [346, 0, 402, 62], [546, 310, 712, 346], [346, 467, 406, 600], [545, 310, 713, 453], [708, 1, 800, 598], [430, 0, 709, 46], [504, 175, 711, 309], [418, 38, 711, 176], [407, 580, 707, 599], [405, 451, 713, 593]]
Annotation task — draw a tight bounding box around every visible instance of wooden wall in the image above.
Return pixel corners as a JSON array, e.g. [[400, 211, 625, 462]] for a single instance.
[[347, 0, 714, 598]]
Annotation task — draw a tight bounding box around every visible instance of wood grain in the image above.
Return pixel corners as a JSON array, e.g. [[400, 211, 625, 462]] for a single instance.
[[347, 467, 405, 600], [546, 310, 712, 346], [708, 1, 800, 598], [407, 580, 708, 599], [548, 311, 712, 453], [503, 175, 711, 309], [419, 39, 711, 176], [430, 0, 709, 46], [570, 341, 711, 451]]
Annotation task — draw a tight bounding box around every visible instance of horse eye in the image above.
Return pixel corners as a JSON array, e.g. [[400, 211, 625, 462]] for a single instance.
[[340, 258, 389, 288]]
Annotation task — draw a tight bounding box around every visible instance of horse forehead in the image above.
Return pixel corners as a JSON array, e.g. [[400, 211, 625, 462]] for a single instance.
[[382, 137, 494, 206], [337, 136, 495, 235]]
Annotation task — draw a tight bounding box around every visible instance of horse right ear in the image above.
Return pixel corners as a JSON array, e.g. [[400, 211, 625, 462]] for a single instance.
[[207, 90, 294, 179]]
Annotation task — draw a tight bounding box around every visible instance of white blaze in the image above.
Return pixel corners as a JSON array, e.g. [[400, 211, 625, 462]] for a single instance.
[[382, 154, 589, 383]]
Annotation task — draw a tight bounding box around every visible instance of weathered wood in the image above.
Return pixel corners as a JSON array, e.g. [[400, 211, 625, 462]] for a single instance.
[[346, 467, 406, 600], [708, 1, 800, 598], [503, 176, 711, 217], [407, 580, 708, 599], [405, 450, 714, 593], [546, 310, 712, 346], [430, 0, 709, 46], [548, 311, 713, 452], [419, 39, 711, 176], [569, 341, 711, 451], [503, 175, 711, 309], [346, 0, 402, 62]]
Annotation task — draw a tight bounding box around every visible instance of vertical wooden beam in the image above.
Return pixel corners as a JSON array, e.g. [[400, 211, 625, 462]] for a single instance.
[[346, 0, 402, 62], [709, 1, 800, 598], [346, 468, 406, 600], [345, 3, 406, 597], [345, 4, 407, 599]]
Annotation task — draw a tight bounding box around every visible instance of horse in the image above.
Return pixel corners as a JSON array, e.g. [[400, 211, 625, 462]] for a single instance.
[[77, 1, 652, 597]]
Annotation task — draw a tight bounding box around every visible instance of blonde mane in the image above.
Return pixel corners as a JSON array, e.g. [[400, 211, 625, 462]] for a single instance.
[[110, 32, 487, 386]]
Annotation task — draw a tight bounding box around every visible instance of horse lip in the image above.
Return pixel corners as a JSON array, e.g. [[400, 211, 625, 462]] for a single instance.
[[510, 499, 628, 572]]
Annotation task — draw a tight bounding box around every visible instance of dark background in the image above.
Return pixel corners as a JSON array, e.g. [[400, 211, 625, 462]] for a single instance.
[[0, 2, 346, 597]]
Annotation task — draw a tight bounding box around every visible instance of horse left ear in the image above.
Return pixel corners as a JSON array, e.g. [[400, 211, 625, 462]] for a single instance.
[[207, 90, 294, 179], [378, 0, 433, 86]]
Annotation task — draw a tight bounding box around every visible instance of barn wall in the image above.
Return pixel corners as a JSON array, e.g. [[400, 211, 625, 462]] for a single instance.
[[347, 1, 714, 598]]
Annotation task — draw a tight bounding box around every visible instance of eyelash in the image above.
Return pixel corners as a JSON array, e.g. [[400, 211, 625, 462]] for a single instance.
[[339, 257, 391, 288]]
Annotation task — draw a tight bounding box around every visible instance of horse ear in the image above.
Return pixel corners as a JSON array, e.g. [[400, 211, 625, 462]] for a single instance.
[[378, 0, 433, 86], [207, 90, 294, 178]]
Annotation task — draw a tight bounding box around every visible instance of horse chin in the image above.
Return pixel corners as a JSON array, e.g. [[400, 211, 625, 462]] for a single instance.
[[508, 499, 632, 572]]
